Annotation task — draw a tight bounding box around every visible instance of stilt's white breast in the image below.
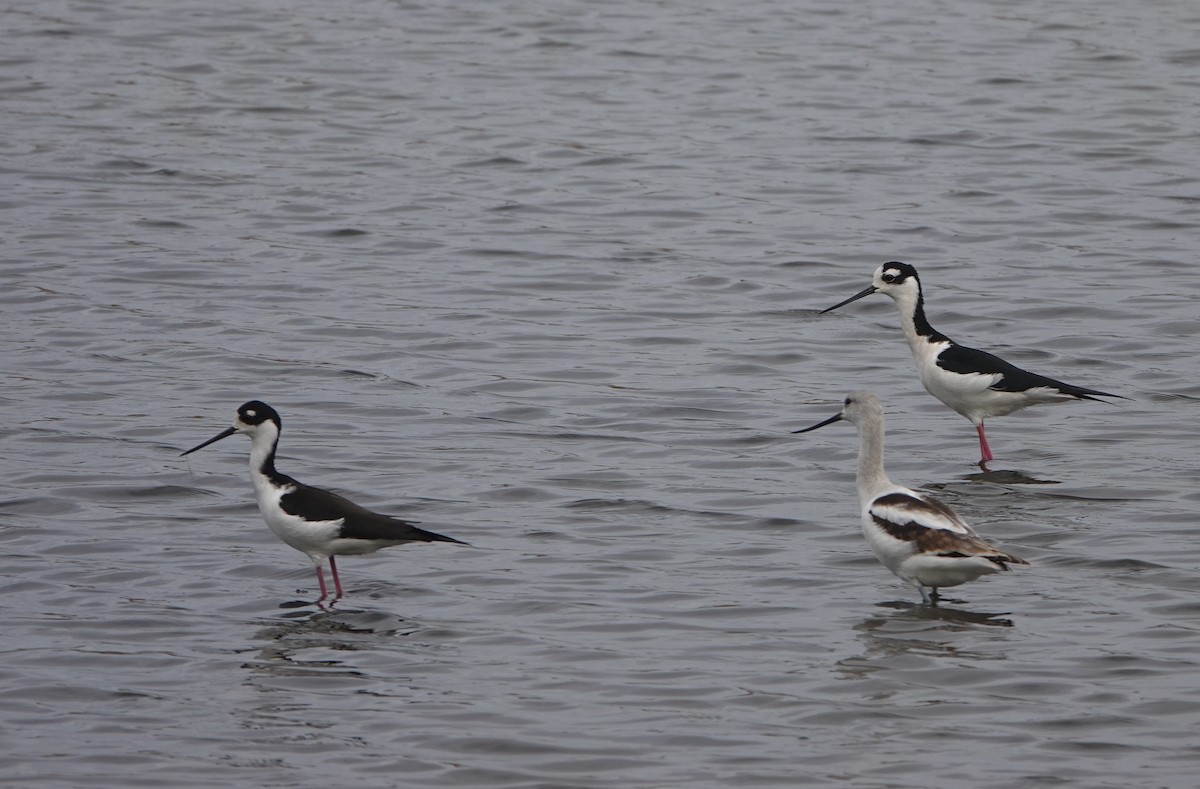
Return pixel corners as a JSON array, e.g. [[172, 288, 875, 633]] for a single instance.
[[251, 475, 343, 560], [908, 339, 1002, 421]]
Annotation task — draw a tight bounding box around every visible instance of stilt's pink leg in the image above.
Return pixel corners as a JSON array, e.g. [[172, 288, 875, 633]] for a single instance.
[[329, 556, 344, 599], [976, 422, 994, 465], [314, 565, 328, 602]]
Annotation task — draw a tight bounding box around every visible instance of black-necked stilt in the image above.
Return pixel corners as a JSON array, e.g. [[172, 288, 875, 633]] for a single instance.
[[821, 262, 1126, 467], [794, 391, 1029, 604], [181, 401, 465, 602]]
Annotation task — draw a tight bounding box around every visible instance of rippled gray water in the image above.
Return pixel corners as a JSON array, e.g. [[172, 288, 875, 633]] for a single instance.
[[4, 0, 1200, 786]]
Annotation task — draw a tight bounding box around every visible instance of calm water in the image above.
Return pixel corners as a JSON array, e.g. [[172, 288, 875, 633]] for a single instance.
[[4, 0, 1200, 786]]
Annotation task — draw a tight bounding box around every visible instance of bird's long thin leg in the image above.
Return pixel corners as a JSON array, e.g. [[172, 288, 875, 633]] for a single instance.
[[919, 586, 932, 605], [329, 556, 344, 599], [929, 587, 940, 606], [314, 565, 329, 602], [976, 422, 994, 466]]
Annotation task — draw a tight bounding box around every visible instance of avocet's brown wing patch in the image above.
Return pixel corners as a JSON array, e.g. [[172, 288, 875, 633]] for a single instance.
[[869, 492, 1027, 567]]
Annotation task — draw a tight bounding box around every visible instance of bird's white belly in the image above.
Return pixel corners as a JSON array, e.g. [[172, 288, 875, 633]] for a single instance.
[[911, 343, 1072, 421], [861, 515, 917, 577], [861, 510, 1000, 589], [921, 366, 1006, 418], [897, 552, 1001, 588], [255, 485, 342, 559]]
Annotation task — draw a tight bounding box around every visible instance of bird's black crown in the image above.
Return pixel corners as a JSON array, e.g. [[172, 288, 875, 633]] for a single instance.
[[880, 261, 920, 285], [237, 400, 280, 427]]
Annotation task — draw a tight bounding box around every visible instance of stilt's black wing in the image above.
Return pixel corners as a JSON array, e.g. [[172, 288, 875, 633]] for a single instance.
[[279, 484, 467, 544], [936, 343, 1124, 400]]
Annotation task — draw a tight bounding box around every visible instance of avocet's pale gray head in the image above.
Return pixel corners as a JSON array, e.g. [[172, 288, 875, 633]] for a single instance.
[[181, 400, 282, 456], [792, 390, 884, 434], [838, 390, 885, 428], [821, 262, 922, 313]]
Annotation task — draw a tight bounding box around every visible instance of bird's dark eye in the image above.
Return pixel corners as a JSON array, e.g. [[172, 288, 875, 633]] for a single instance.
[[844, 397, 852, 406], [882, 272, 897, 283]]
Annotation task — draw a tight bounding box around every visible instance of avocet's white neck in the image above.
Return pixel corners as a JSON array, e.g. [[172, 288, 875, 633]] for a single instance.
[[853, 414, 892, 501]]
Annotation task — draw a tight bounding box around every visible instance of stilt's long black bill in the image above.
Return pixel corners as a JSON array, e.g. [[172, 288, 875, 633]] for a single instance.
[[792, 413, 843, 434], [820, 285, 877, 314], [181, 426, 238, 456]]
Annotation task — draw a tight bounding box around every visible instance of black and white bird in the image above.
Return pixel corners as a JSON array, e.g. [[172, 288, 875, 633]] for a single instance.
[[181, 401, 465, 602], [794, 391, 1028, 604], [821, 262, 1125, 466]]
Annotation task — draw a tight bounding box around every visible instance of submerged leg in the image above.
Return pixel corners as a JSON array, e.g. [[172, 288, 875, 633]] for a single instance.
[[976, 422, 994, 466], [329, 555, 344, 598], [929, 587, 940, 606], [919, 585, 932, 605]]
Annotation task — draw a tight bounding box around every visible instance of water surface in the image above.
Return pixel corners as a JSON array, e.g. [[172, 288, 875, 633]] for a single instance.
[[3, 0, 1200, 786]]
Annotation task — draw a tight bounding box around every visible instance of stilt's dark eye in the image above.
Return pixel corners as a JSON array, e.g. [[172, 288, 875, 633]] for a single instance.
[[844, 397, 852, 406], [882, 272, 898, 283]]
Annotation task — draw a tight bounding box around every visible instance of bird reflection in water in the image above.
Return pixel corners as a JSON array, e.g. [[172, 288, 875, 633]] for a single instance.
[[243, 608, 419, 678], [835, 600, 1016, 679], [963, 467, 1060, 485]]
